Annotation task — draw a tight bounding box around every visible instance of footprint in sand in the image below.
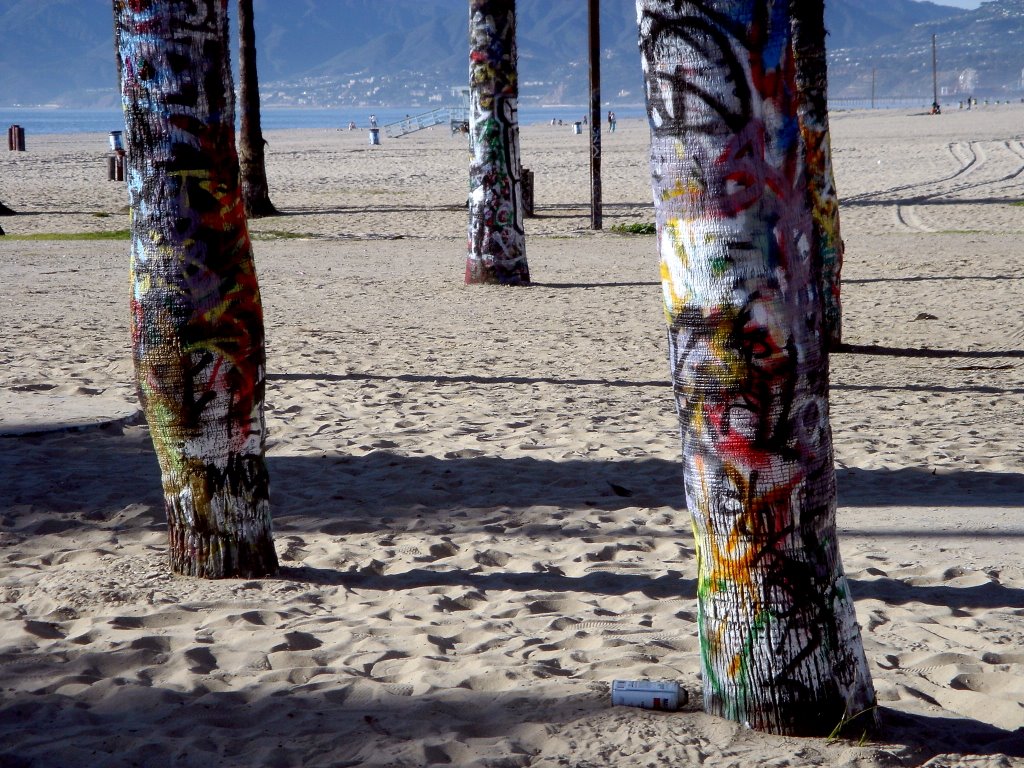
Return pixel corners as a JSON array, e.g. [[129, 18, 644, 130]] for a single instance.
[[866, 609, 889, 631], [433, 594, 482, 613], [280, 537, 310, 563], [129, 636, 172, 653], [108, 611, 193, 631], [983, 651, 1024, 665], [10, 383, 58, 392], [270, 631, 322, 652], [952, 672, 1024, 697], [23, 620, 65, 640], [234, 610, 286, 627], [184, 646, 218, 674], [416, 540, 459, 562], [473, 549, 510, 567]]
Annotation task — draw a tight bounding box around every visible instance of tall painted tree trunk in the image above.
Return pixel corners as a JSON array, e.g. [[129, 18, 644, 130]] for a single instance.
[[791, 0, 843, 348], [237, 0, 277, 218], [636, 0, 875, 735], [466, 0, 529, 285], [115, 0, 278, 579]]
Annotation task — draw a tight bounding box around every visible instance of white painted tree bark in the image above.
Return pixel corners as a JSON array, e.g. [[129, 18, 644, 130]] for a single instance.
[[636, 0, 875, 735], [115, 0, 278, 578], [466, 0, 529, 285]]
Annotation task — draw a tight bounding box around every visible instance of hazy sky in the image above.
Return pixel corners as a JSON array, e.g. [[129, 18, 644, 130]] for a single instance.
[[921, 0, 983, 8]]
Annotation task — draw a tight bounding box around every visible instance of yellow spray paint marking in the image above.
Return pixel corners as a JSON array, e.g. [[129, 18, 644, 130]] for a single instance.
[[660, 216, 696, 318], [728, 653, 744, 678], [660, 177, 704, 204]]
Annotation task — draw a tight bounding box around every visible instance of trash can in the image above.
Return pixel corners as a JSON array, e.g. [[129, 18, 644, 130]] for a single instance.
[[8, 125, 25, 151], [572, 121, 582, 135], [109, 131, 124, 152], [521, 167, 534, 217], [107, 152, 125, 182], [368, 127, 381, 145]]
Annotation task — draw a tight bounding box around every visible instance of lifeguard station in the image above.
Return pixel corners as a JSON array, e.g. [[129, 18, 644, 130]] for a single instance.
[[383, 87, 470, 139]]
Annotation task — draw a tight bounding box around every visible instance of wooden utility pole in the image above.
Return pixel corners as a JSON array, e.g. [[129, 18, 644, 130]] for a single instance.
[[588, 0, 602, 229]]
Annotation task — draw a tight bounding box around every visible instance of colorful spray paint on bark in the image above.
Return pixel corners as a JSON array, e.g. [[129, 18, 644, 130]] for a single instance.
[[636, 0, 874, 734], [791, 1, 843, 347], [115, 0, 278, 578], [466, 0, 529, 285]]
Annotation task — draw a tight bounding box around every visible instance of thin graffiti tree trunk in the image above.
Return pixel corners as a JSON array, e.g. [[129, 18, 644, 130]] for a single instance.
[[637, 0, 875, 735], [791, 0, 842, 348], [115, 0, 279, 578], [237, 0, 277, 218], [466, 0, 529, 285]]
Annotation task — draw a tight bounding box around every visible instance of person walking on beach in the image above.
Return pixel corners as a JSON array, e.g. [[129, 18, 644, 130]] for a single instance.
[[607, 110, 616, 132]]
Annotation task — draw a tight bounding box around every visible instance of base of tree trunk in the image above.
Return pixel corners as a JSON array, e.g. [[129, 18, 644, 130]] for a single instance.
[[0, 202, 15, 216], [464, 260, 531, 286], [162, 461, 279, 579], [704, 686, 878, 737], [244, 196, 279, 219], [167, 522, 279, 579], [462, 268, 528, 286]]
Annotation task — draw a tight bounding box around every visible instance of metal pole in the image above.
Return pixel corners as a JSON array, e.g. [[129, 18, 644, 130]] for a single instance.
[[871, 66, 876, 109], [932, 34, 939, 108], [588, 0, 602, 230]]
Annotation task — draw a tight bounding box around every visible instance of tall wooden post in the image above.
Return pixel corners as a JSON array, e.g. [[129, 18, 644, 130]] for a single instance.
[[932, 34, 939, 109], [588, 0, 602, 230]]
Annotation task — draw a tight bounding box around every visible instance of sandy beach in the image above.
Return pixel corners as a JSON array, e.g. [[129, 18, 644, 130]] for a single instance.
[[1, 105, 1023, 767]]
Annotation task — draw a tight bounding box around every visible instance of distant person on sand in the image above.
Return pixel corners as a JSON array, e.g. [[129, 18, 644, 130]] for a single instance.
[[607, 110, 616, 133], [369, 114, 378, 128], [931, 101, 941, 115]]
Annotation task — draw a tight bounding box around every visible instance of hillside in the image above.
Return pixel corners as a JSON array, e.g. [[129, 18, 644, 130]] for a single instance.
[[829, 0, 1024, 99], [0, 0, 1020, 108]]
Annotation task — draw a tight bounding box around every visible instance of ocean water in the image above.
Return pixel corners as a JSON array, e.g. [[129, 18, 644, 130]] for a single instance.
[[0, 98, 942, 138], [0, 105, 649, 137]]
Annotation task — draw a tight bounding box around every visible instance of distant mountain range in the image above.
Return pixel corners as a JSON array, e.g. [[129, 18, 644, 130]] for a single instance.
[[1, 0, 1021, 109]]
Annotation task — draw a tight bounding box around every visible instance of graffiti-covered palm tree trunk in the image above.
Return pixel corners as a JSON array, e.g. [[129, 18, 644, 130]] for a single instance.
[[466, 0, 529, 285], [791, 0, 842, 347], [115, 0, 278, 578], [238, 0, 277, 218], [637, 0, 874, 734]]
